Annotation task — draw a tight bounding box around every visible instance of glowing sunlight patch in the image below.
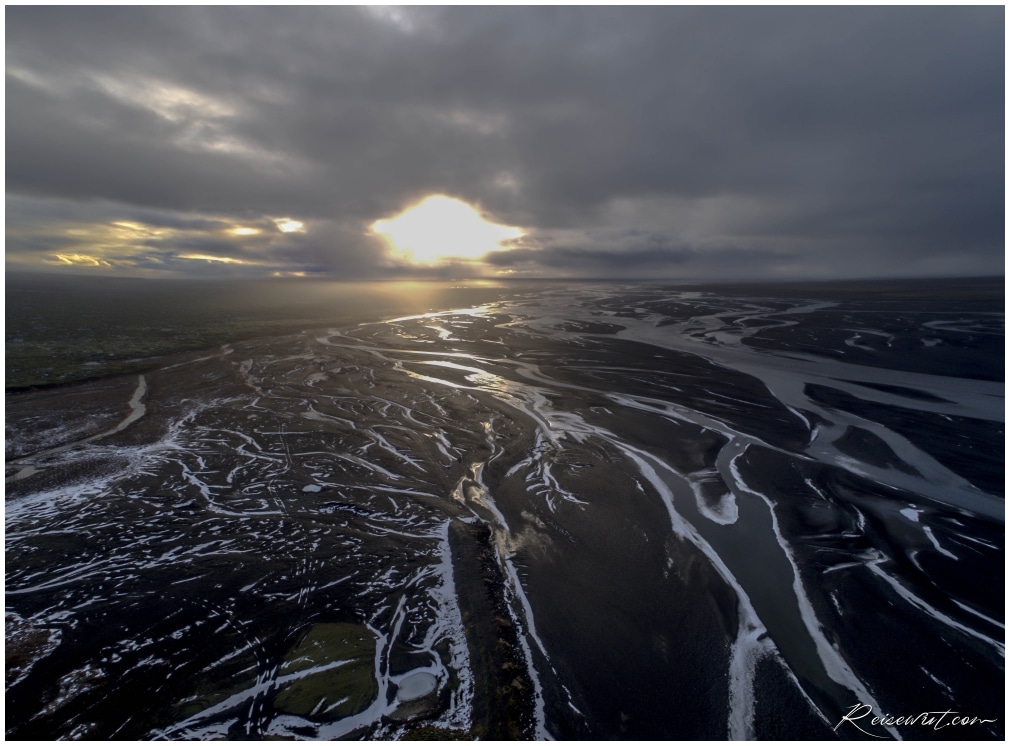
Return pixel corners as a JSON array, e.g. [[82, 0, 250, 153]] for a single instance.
[[52, 253, 110, 267], [274, 218, 305, 233], [231, 227, 260, 236], [371, 195, 522, 265], [178, 254, 247, 264]]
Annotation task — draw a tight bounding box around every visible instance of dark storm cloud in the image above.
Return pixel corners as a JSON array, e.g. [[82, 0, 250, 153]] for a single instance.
[[5, 6, 1003, 279]]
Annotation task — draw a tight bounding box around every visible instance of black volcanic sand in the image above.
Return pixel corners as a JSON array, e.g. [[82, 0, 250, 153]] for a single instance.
[[6, 337, 732, 739], [6, 279, 1004, 740], [5, 329, 752, 739]]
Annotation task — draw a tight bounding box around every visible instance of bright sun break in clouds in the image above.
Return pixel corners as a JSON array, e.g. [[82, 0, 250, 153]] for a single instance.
[[179, 254, 247, 265], [274, 218, 304, 233], [51, 253, 111, 267], [371, 195, 522, 265], [232, 219, 304, 236]]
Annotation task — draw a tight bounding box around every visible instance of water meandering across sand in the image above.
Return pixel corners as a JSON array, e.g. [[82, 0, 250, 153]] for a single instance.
[[5, 282, 1003, 739]]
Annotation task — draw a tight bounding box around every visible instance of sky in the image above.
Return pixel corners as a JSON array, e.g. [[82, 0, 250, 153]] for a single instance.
[[5, 6, 1005, 281]]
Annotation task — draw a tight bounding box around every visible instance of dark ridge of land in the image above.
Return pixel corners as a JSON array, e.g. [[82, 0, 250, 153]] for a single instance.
[[448, 519, 535, 740]]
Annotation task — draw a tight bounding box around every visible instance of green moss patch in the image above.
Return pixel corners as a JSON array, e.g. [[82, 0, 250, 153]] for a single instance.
[[273, 622, 377, 720], [173, 647, 259, 720]]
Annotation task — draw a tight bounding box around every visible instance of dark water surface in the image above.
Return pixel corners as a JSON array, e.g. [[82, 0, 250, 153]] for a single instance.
[[5, 277, 1004, 739]]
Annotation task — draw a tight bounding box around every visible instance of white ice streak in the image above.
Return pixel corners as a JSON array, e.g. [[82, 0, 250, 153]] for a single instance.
[[923, 316, 1004, 336], [900, 507, 922, 522], [313, 525, 472, 737], [922, 525, 958, 560], [6, 398, 206, 525], [497, 545, 550, 739], [866, 554, 1004, 657], [194, 521, 473, 740], [361, 426, 425, 471], [689, 467, 739, 526], [416, 521, 473, 731], [949, 599, 1004, 631], [920, 667, 956, 699], [616, 446, 770, 739], [406, 357, 593, 512], [728, 448, 900, 739], [7, 374, 149, 482], [383, 304, 500, 326]]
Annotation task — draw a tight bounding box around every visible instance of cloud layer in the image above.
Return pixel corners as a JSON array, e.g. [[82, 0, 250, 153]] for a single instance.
[[6, 7, 1004, 279]]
